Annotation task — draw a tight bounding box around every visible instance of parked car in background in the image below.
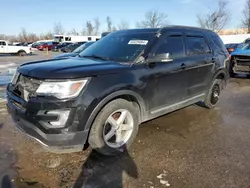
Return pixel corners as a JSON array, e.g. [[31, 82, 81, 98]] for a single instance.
[[225, 43, 240, 54], [15, 42, 33, 46], [7, 27, 229, 156], [51, 42, 73, 52], [230, 43, 250, 77], [37, 41, 59, 51], [0, 40, 32, 56], [31, 40, 54, 48], [53, 41, 95, 59], [101, 32, 110, 38], [60, 42, 85, 53], [32, 42, 45, 48]]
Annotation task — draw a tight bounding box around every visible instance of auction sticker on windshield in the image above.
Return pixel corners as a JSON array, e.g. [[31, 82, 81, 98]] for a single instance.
[[128, 40, 148, 45]]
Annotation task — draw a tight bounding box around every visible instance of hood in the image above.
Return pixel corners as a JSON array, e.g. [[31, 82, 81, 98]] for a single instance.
[[18, 57, 132, 79], [231, 48, 250, 56], [53, 53, 78, 59]]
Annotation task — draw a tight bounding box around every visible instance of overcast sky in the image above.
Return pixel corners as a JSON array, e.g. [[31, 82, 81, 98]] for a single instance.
[[0, 0, 246, 35]]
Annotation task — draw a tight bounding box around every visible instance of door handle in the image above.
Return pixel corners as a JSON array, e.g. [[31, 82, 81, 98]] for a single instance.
[[181, 63, 186, 69]]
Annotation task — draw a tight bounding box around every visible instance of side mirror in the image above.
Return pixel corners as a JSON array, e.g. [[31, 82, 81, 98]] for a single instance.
[[146, 53, 173, 63]]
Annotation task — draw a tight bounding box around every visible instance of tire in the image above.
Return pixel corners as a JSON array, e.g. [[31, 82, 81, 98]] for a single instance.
[[88, 99, 139, 156], [229, 59, 236, 77], [204, 79, 221, 109], [229, 69, 235, 78], [18, 51, 26, 56]]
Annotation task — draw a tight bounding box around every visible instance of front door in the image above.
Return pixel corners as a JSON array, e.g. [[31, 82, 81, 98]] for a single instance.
[[145, 32, 190, 113]]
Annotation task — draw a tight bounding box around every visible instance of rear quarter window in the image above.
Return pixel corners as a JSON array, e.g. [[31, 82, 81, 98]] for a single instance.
[[185, 36, 210, 56], [211, 34, 227, 53]]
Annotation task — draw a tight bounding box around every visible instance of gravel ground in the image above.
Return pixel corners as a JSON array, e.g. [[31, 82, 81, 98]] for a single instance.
[[1, 53, 250, 188]]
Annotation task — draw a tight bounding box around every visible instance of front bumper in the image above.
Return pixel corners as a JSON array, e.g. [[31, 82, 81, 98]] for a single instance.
[[234, 64, 250, 73], [233, 55, 250, 73], [6, 85, 89, 153]]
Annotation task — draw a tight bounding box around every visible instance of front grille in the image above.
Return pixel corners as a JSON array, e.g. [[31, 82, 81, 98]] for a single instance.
[[235, 55, 250, 66], [12, 74, 42, 100]]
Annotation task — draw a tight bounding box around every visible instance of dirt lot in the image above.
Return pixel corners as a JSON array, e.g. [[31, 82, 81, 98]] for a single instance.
[[1, 53, 250, 188]]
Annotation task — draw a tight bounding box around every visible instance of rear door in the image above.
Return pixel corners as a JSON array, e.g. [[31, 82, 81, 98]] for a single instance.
[[183, 33, 214, 96]]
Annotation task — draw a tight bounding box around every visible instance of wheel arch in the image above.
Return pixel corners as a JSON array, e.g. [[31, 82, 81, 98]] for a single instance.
[[211, 69, 228, 89], [17, 50, 26, 56], [84, 90, 146, 134], [17, 49, 25, 53]]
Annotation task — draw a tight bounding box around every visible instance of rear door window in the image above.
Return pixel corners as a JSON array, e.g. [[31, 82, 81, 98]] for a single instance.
[[185, 36, 210, 56]]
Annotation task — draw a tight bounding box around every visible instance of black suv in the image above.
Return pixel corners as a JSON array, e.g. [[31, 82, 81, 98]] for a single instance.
[[7, 26, 229, 156]]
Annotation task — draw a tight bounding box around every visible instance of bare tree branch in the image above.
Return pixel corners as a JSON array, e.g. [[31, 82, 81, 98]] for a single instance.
[[67, 28, 79, 35], [117, 20, 129, 30], [242, 0, 250, 33], [94, 18, 100, 35], [196, 0, 230, 31], [53, 22, 64, 35], [136, 9, 168, 28], [86, 21, 94, 35], [20, 28, 28, 42], [106, 16, 112, 32]]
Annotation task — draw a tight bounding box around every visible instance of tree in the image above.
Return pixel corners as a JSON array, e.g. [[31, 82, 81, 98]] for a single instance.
[[53, 22, 64, 34], [20, 28, 28, 42], [117, 20, 129, 30], [106, 16, 112, 32], [136, 9, 168, 28], [242, 0, 250, 33], [196, 0, 230, 31], [68, 28, 79, 35], [86, 21, 94, 35], [27, 33, 39, 42], [94, 18, 100, 35], [43, 31, 53, 40]]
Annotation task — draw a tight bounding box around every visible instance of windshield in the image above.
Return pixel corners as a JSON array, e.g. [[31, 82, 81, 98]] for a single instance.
[[79, 32, 156, 62], [242, 43, 250, 50], [73, 42, 94, 53]]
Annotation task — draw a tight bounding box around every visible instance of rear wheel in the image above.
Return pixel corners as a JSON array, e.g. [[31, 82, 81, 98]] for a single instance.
[[204, 79, 221, 109], [88, 99, 139, 156], [18, 51, 26, 56]]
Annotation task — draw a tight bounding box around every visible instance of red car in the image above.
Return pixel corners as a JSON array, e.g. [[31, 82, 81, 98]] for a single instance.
[[37, 42, 59, 51]]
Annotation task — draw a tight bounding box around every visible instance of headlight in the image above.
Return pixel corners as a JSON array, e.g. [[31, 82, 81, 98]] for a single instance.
[[36, 79, 88, 99]]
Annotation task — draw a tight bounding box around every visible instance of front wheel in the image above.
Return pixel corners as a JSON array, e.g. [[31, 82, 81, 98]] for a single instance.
[[88, 99, 139, 156], [204, 79, 221, 109]]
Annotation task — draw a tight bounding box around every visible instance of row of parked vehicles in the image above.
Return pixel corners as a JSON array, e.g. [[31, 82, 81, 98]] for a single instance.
[[225, 38, 250, 77], [32, 41, 90, 53]]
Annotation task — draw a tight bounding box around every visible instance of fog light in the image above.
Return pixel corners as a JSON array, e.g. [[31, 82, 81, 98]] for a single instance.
[[47, 110, 70, 128]]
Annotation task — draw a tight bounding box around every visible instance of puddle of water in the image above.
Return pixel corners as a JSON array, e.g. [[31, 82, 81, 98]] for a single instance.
[[0, 75, 12, 86]]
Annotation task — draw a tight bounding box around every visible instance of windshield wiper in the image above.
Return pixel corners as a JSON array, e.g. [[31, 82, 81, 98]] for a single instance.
[[80, 55, 111, 61]]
